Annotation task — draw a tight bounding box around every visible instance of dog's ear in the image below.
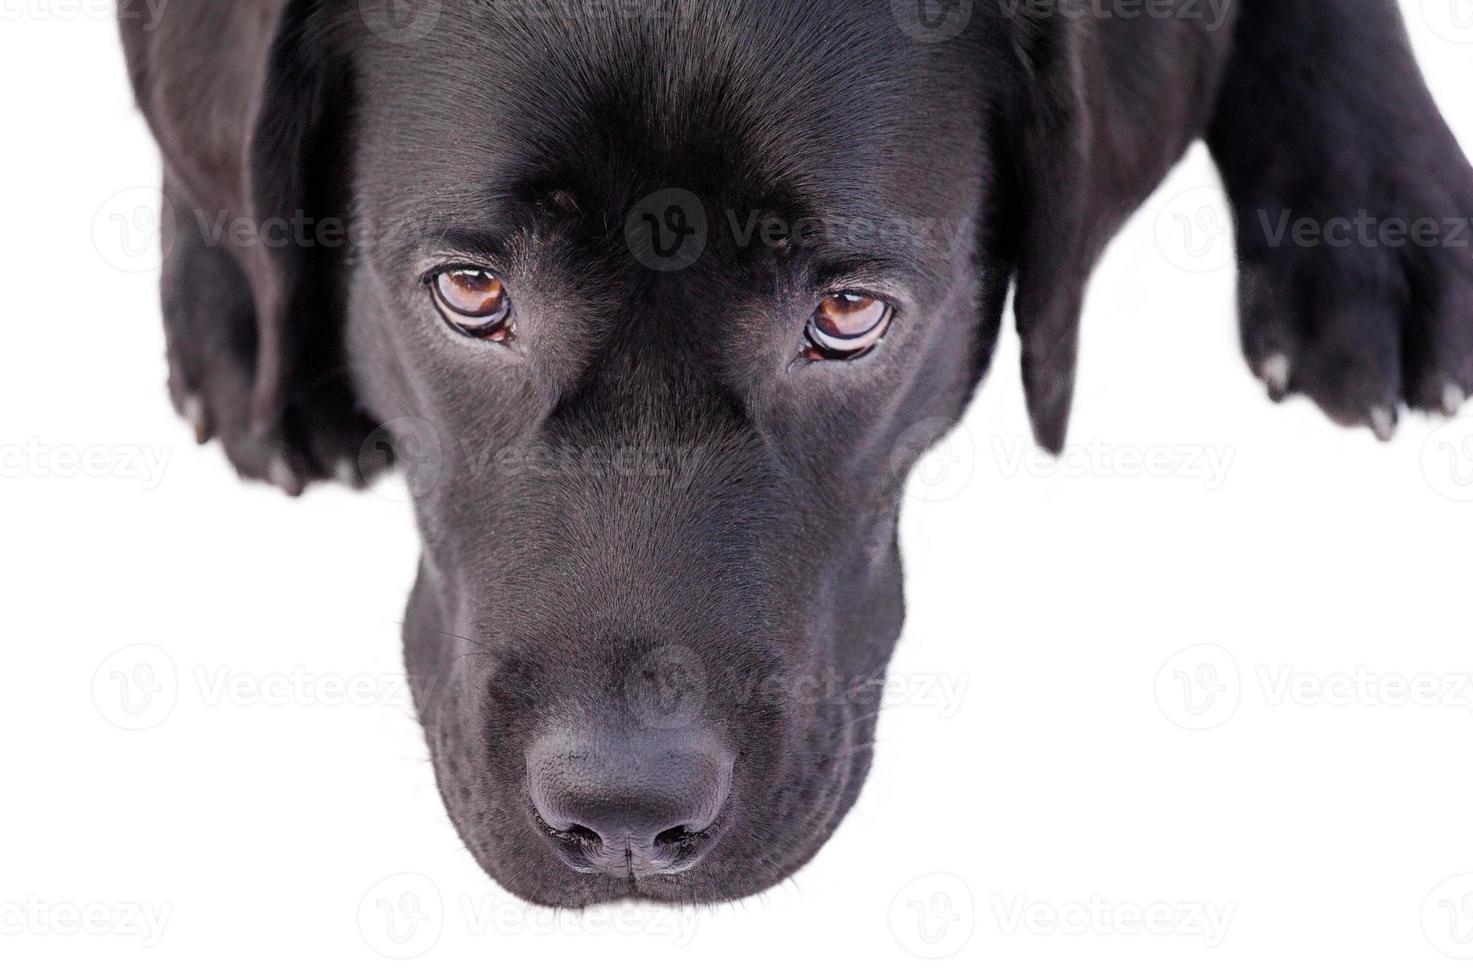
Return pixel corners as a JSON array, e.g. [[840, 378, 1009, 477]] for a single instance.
[[995, 14, 1229, 453], [1006, 26, 1088, 454], [241, 0, 356, 442], [995, 20, 1130, 455]]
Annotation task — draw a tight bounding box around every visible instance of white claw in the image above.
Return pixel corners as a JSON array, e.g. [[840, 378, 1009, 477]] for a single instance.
[[1442, 382, 1465, 417], [268, 457, 302, 496], [334, 459, 360, 487], [1262, 354, 1290, 397], [1370, 406, 1397, 443], [182, 394, 208, 443]]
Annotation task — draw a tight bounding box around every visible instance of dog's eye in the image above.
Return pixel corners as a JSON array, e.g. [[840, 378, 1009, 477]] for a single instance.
[[430, 268, 514, 340], [804, 293, 893, 360]]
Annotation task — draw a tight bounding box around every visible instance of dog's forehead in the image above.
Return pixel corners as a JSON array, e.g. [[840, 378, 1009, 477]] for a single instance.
[[350, 1, 979, 245]]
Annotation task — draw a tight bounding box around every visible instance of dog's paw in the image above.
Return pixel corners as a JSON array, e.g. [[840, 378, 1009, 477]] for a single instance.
[[166, 341, 376, 496], [1236, 166, 1473, 439], [160, 208, 380, 494], [166, 330, 314, 497]]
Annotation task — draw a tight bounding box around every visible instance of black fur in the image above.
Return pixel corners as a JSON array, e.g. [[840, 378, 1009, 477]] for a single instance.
[[119, 0, 1473, 906]]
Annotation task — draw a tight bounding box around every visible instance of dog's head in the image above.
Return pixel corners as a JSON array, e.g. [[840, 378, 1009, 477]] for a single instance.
[[238, 0, 1093, 906]]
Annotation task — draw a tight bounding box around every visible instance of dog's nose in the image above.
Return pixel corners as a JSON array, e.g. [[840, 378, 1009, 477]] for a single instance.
[[526, 728, 734, 878]]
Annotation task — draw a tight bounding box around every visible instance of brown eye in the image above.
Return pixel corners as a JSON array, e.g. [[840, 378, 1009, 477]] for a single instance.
[[804, 293, 894, 359], [431, 268, 514, 340]]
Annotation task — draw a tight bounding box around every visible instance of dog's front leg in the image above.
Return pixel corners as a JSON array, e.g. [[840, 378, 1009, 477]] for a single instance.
[[1207, 0, 1473, 435]]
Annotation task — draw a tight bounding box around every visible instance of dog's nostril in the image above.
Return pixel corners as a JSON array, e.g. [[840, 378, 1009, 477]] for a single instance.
[[653, 825, 700, 849], [527, 728, 734, 879], [563, 824, 602, 847]]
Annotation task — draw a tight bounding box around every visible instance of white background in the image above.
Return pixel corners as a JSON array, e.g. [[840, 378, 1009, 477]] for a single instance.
[[4, 2, 1473, 976]]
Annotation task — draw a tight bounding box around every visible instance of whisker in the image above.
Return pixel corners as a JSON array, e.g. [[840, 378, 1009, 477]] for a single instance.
[[390, 618, 497, 659]]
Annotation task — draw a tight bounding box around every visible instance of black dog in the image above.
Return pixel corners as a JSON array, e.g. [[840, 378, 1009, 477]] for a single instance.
[[120, 0, 1473, 907]]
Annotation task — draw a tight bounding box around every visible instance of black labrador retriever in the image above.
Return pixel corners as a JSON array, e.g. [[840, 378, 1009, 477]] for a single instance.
[[119, 0, 1473, 907]]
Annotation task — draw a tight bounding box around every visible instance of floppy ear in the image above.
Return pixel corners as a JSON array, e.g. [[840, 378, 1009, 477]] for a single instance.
[[996, 17, 1187, 454], [991, 18, 1105, 455], [241, 0, 363, 450], [995, 12, 1238, 454], [1003, 23, 1093, 455]]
